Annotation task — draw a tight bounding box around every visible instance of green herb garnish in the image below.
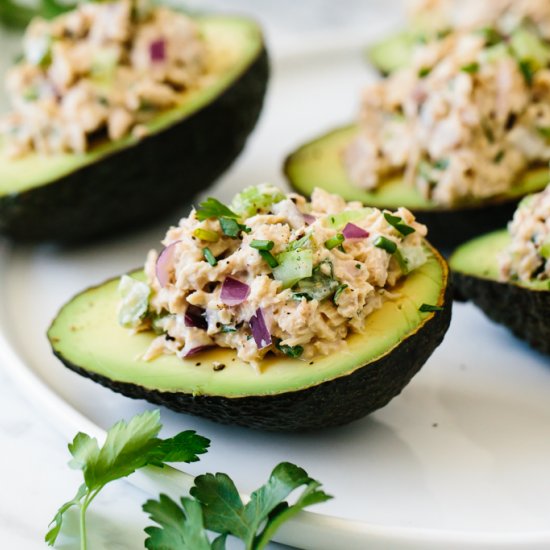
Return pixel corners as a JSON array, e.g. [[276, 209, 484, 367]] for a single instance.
[[478, 26, 503, 47], [325, 233, 345, 250], [518, 60, 534, 85], [432, 158, 449, 170], [46, 410, 210, 549], [374, 236, 397, 254], [333, 284, 348, 304], [220, 325, 237, 333], [275, 340, 305, 358], [219, 217, 243, 237], [259, 250, 279, 268], [537, 126, 550, 139], [203, 247, 217, 266], [144, 462, 330, 550], [494, 150, 505, 163], [461, 62, 479, 74], [419, 303, 444, 312], [196, 198, 239, 221], [383, 213, 415, 236], [250, 239, 274, 251], [418, 66, 431, 78]]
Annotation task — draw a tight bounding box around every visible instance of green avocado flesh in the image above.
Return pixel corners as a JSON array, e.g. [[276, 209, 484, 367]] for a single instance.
[[0, 16, 268, 242], [0, 17, 260, 195], [48, 243, 451, 430], [450, 230, 550, 355], [285, 125, 549, 210], [366, 31, 417, 75], [450, 230, 550, 291]]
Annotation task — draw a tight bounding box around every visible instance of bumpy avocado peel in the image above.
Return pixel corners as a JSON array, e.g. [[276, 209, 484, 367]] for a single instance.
[[0, 16, 269, 242], [450, 230, 550, 355]]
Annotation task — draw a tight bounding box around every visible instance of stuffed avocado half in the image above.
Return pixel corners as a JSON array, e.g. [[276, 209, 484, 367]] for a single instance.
[[284, 126, 549, 250], [288, 22, 550, 250], [0, 12, 269, 242], [450, 186, 550, 355], [367, 2, 550, 75], [47, 185, 452, 431]]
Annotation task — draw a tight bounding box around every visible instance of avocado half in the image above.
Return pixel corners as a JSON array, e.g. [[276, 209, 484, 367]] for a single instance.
[[0, 16, 268, 242], [450, 230, 550, 354], [47, 242, 452, 431], [284, 125, 549, 250]]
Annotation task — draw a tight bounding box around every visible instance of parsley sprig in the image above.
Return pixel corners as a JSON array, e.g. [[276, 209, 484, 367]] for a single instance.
[[144, 462, 331, 550], [47, 411, 330, 550], [45, 410, 210, 549]]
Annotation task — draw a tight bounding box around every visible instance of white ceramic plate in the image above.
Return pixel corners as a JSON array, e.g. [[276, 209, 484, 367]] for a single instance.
[[2, 40, 550, 550]]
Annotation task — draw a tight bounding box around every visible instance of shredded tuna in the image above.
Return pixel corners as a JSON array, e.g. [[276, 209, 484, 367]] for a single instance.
[[0, 0, 206, 157]]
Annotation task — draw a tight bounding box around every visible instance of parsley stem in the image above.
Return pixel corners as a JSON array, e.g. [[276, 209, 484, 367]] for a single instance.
[[80, 486, 102, 550], [79, 495, 89, 550]]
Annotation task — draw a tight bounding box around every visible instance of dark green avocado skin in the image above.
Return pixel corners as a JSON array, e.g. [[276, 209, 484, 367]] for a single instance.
[[52, 284, 452, 432], [454, 273, 550, 355], [0, 47, 269, 243]]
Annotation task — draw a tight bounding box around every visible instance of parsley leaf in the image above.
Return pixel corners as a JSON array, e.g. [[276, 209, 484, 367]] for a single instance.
[[419, 303, 444, 312], [192, 462, 332, 549], [145, 462, 331, 550], [46, 410, 210, 548], [383, 212, 415, 236], [196, 198, 239, 222], [143, 495, 220, 550]]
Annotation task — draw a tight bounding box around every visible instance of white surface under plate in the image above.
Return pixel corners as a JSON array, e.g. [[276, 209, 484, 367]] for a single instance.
[[1, 36, 550, 550]]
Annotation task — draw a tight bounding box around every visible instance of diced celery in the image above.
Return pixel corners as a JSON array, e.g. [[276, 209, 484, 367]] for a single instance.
[[231, 183, 286, 218], [510, 27, 550, 71], [193, 228, 219, 242], [481, 43, 510, 64], [541, 238, 550, 260], [118, 275, 151, 328], [396, 245, 427, 274], [91, 47, 119, 80], [273, 249, 313, 289], [324, 208, 373, 229]]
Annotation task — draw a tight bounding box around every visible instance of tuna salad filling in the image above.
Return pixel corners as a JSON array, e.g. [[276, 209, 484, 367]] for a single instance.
[[0, 0, 206, 158], [409, 0, 550, 41], [118, 185, 429, 368], [499, 183, 550, 283], [346, 25, 550, 205]]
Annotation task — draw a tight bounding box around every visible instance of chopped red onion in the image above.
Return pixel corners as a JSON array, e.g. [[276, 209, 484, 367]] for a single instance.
[[221, 277, 250, 306], [342, 223, 369, 240], [303, 213, 316, 225], [149, 39, 166, 63], [156, 240, 181, 288], [184, 345, 212, 358], [250, 308, 271, 349], [184, 305, 207, 330]]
